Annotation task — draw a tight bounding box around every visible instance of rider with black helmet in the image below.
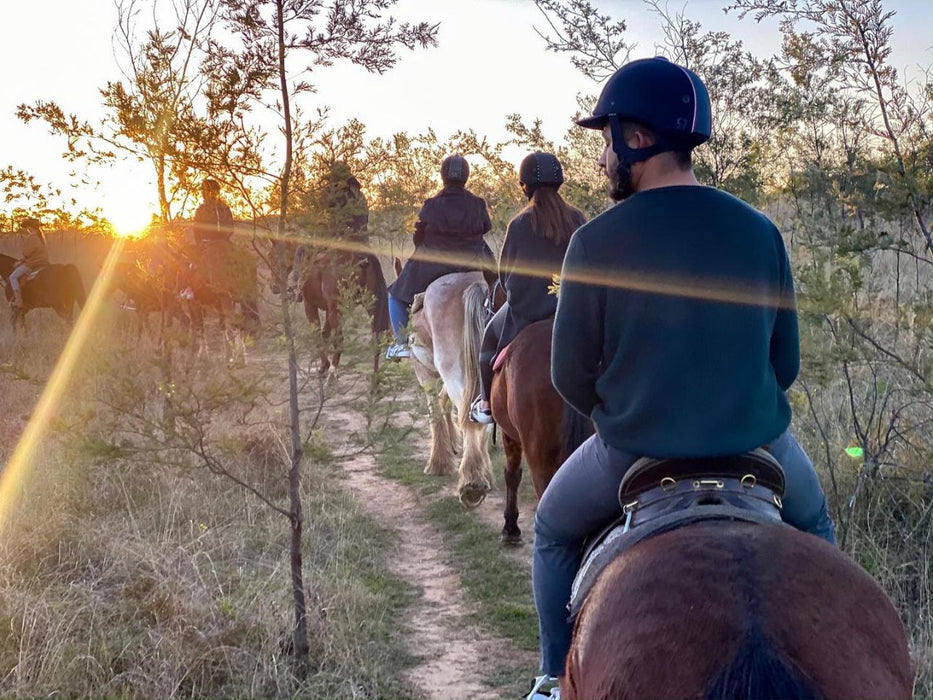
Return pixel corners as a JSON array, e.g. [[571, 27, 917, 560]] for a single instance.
[[386, 154, 495, 359], [525, 57, 836, 700], [469, 151, 586, 424]]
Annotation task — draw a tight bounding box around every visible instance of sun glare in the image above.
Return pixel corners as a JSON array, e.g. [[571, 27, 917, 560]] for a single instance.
[[107, 207, 155, 239]]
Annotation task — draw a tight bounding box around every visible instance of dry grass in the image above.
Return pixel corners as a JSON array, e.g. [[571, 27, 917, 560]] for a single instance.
[[0, 240, 420, 698]]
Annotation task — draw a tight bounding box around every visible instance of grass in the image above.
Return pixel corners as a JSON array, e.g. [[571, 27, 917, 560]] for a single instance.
[[0, 278, 424, 698]]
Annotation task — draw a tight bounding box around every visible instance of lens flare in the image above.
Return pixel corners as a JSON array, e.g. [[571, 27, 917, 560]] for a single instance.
[[0, 239, 125, 528]]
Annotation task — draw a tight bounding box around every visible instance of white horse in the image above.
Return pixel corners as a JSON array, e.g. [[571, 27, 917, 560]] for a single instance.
[[410, 271, 493, 507]]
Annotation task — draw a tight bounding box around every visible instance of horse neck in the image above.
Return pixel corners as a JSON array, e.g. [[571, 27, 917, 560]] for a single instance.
[[0, 254, 15, 279]]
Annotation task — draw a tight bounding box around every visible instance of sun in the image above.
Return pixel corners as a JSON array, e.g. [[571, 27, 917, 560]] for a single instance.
[[106, 204, 157, 239]]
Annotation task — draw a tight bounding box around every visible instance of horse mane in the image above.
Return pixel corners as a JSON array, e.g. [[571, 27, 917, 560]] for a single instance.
[[0, 253, 16, 279]]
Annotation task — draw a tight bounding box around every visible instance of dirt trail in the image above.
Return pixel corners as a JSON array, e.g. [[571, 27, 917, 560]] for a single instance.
[[327, 406, 520, 700]]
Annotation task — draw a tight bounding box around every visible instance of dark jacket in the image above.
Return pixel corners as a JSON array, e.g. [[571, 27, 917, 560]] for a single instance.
[[496, 208, 583, 351], [326, 181, 369, 241], [193, 199, 235, 244], [552, 185, 799, 459], [389, 185, 494, 304]]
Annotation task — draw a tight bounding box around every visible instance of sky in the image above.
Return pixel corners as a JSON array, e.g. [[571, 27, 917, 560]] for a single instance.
[[1, 0, 931, 234]]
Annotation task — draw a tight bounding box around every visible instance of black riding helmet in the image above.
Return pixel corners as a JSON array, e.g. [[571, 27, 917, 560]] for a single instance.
[[519, 151, 564, 197], [577, 57, 711, 166], [441, 154, 470, 186]]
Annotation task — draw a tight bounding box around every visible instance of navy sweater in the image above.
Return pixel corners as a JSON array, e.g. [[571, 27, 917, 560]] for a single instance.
[[552, 185, 798, 458]]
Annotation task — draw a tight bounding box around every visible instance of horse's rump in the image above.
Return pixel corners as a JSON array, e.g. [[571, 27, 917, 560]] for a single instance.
[[565, 521, 913, 700]]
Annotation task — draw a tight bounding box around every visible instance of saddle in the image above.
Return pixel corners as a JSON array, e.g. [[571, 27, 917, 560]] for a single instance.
[[25, 267, 45, 282], [492, 342, 513, 373], [568, 449, 786, 619]]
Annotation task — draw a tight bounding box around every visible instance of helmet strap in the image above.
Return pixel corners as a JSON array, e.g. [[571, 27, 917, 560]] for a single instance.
[[609, 115, 674, 168]]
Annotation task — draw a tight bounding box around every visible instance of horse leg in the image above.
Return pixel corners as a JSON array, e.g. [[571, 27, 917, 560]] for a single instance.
[[327, 305, 343, 372], [424, 389, 457, 476], [457, 420, 493, 508], [501, 433, 523, 545]]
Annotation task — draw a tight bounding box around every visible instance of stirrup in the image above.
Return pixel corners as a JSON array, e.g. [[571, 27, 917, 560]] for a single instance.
[[469, 397, 494, 425], [525, 675, 560, 700]]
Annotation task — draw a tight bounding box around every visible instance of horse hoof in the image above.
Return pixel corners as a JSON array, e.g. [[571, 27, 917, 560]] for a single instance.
[[459, 485, 488, 509], [500, 532, 523, 547]]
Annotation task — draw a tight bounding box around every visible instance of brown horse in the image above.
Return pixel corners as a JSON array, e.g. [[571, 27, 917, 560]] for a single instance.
[[0, 253, 86, 330], [490, 318, 593, 544], [299, 249, 391, 373], [410, 271, 493, 506], [113, 259, 191, 340], [563, 520, 913, 699]]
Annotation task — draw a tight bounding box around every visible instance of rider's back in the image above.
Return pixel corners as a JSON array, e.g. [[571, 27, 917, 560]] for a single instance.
[[416, 187, 490, 251], [22, 233, 49, 268], [553, 185, 797, 459]]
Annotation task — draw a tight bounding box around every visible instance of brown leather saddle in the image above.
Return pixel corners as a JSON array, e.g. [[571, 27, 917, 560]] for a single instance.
[[569, 449, 786, 619]]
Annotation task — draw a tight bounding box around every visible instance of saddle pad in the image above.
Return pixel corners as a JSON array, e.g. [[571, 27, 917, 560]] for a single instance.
[[492, 342, 514, 373], [568, 505, 786, 620]]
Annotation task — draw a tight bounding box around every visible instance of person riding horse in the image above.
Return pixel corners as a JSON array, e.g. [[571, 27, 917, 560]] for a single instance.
[[8, 218, 49, 308], [525, 57, 838, 700], [468, 152, 586, 424], [385, 154, 496, 360], [289, 161, 372, 297], [183, 177, 235, 299], [324, 160, 370, 246]]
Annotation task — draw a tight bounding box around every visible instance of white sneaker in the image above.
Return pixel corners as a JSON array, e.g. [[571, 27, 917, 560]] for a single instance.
[[469, 397, 494, 425], [385, 343, 411, 361], [526, 675, 560, 700]]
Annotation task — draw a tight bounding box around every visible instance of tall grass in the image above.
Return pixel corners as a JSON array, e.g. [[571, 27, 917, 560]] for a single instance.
[[0, 242, 422, 698]]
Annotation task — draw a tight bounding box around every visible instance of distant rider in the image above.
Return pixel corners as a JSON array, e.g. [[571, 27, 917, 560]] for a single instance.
[[8, 218, 49, 308]]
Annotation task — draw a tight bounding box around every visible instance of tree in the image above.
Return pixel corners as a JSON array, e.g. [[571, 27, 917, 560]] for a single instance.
[[206, 0, 437, 665], [18, 0, 220, 223]]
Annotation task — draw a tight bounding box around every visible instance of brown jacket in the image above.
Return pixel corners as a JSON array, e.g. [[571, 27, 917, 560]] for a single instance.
[[22, 233, 49, 268]]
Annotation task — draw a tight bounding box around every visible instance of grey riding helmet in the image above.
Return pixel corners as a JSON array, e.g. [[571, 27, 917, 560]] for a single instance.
[[519, 152, 564, 196], [441, 154, 470, 186], [577, 56, 712, 165]]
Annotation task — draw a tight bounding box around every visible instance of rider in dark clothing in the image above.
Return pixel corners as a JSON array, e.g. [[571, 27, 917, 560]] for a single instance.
[[185, 178, 237, 297], [322, 160, 370, 246], [192, 178, 234, 244], [385, 155, 495, 360], [469, 152, 585, 424], [524, 57, 837, 700]]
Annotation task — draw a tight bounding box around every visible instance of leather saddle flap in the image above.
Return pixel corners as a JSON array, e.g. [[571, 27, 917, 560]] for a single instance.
[[619, 448, 786, 501]]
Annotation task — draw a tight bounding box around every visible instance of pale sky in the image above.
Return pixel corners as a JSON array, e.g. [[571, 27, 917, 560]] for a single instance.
[[1, 0, 931, 233]]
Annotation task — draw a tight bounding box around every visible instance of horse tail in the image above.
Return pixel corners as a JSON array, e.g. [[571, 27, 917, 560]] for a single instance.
[[707, 623, 822, 700], [560, 401, 594, 462], [459, 280, 487, 423], [68, 265, 87, 309], [367, 254, 391, 336]]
